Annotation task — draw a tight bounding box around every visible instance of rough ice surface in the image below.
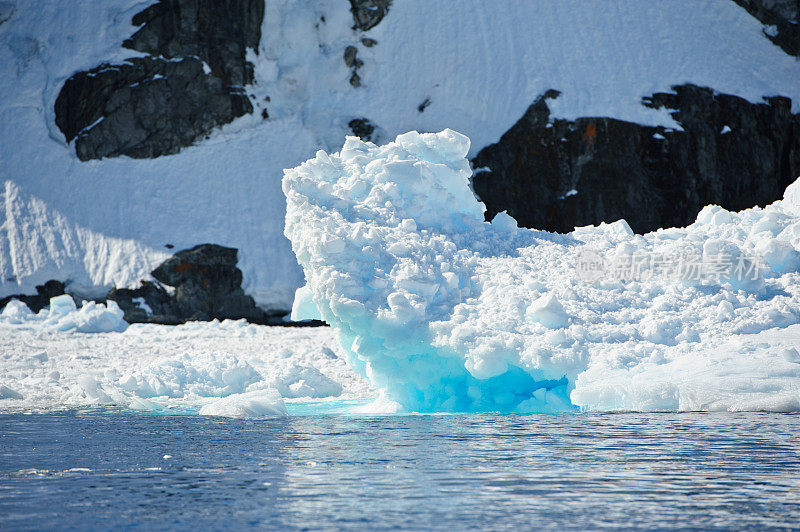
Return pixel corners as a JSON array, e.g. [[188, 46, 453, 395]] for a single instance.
[[2, 295, 128, 333], [0, 317, 373, 414], [284, 130, 800, 413], [2, 0, 799, 308]]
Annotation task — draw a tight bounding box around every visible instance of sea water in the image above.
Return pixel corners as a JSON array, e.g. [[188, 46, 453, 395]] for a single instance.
[[2, 410, 799, 530]]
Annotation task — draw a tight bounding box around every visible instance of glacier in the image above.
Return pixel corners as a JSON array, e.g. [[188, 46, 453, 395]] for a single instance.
[[284, 129, 800, 413]]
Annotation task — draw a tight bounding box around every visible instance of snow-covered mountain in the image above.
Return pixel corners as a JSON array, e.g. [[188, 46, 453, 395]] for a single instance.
[[1, 0, 798, 315]]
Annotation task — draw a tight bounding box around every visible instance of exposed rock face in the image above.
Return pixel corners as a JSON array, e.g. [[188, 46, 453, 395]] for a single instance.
[[349, 0, 392, 31], [343, 45, 364, 87], [733, 0, 800, 57], [106, 281, 181, 325], [348, 118, 375, 141], [472, 85, 800, 234], [123, 0, 263, 86], [0, 280, 66, 314], [109, 244, 269, 323], [55, 57, 251, 160], [54, 0, 263, 161]]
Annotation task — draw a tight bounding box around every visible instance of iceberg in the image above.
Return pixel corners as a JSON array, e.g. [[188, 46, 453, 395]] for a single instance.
[[283, 129, 800, 413]]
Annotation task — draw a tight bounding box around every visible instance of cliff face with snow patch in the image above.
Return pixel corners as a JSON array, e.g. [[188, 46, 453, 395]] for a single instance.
[[1, 0, 799, 316]]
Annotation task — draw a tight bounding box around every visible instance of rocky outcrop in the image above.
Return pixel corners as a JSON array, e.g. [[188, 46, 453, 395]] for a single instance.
[[732, 0, 800, 57], [106, 281, 181, 325], [1, 245, 324, 326], [55, 57, 251, 160], [348, 118, 375, 141], [343, 45, 364, 87], [0, 280, 67, 314], [472, 85, 800, 234], [54, 0, 263, 161], [349, 0, 392, 31], [122, 0, 263, 86], [108, 244, 274, 324]]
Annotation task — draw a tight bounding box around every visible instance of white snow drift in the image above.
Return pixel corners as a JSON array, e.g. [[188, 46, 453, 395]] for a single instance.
[[2, 0, 799, 309], [284, 129, 800, 413]]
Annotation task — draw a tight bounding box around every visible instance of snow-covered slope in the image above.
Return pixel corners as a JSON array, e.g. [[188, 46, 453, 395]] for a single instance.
[[1, 0, 799, 309], [0, 181, 169, 297]]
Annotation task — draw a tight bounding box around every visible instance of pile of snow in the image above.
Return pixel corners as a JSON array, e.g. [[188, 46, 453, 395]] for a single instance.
[[2, 0, 799, 309], [284, 129, 800, 413], [0, 317, 373, 415], [1, 295, 127, 333]]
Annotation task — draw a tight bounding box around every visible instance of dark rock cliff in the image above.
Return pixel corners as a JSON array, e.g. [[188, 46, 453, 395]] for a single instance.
[[472, 85, 800, 234], [54, 0, 263, 161]]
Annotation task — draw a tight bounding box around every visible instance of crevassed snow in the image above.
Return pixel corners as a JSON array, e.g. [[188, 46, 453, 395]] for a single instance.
[[2, 1, 798, 309], [0, 316, 374, 414], [283, 130, 800, 413]]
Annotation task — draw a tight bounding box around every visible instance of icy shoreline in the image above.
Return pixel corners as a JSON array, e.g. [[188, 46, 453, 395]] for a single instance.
[[0, 318, 375, 416]]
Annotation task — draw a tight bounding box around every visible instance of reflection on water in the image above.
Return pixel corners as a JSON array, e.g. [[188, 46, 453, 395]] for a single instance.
[[1, 411, 800, 529]]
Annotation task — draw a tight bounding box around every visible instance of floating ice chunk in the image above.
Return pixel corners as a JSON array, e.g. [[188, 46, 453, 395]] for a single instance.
[[76, 375, 113, 404], [198, 389, 287, 418], [0, 299, 33, 323], [48, 294, 77, 317], [272, 363, 343, 398], [290, 284, 322, 321], [782, 178, 800, 216], [491, 211, 518, 232], [118, 354, 261, 399], [782, 348, 800, 363], [0, 385, 23, 400], [50, 299, 128, 333], [755, 238, 800, 274], [128, 396, 163, 411], [526, 294, 570, 329], [696, 205, 732, 226], [2, 295, 128, 332]]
